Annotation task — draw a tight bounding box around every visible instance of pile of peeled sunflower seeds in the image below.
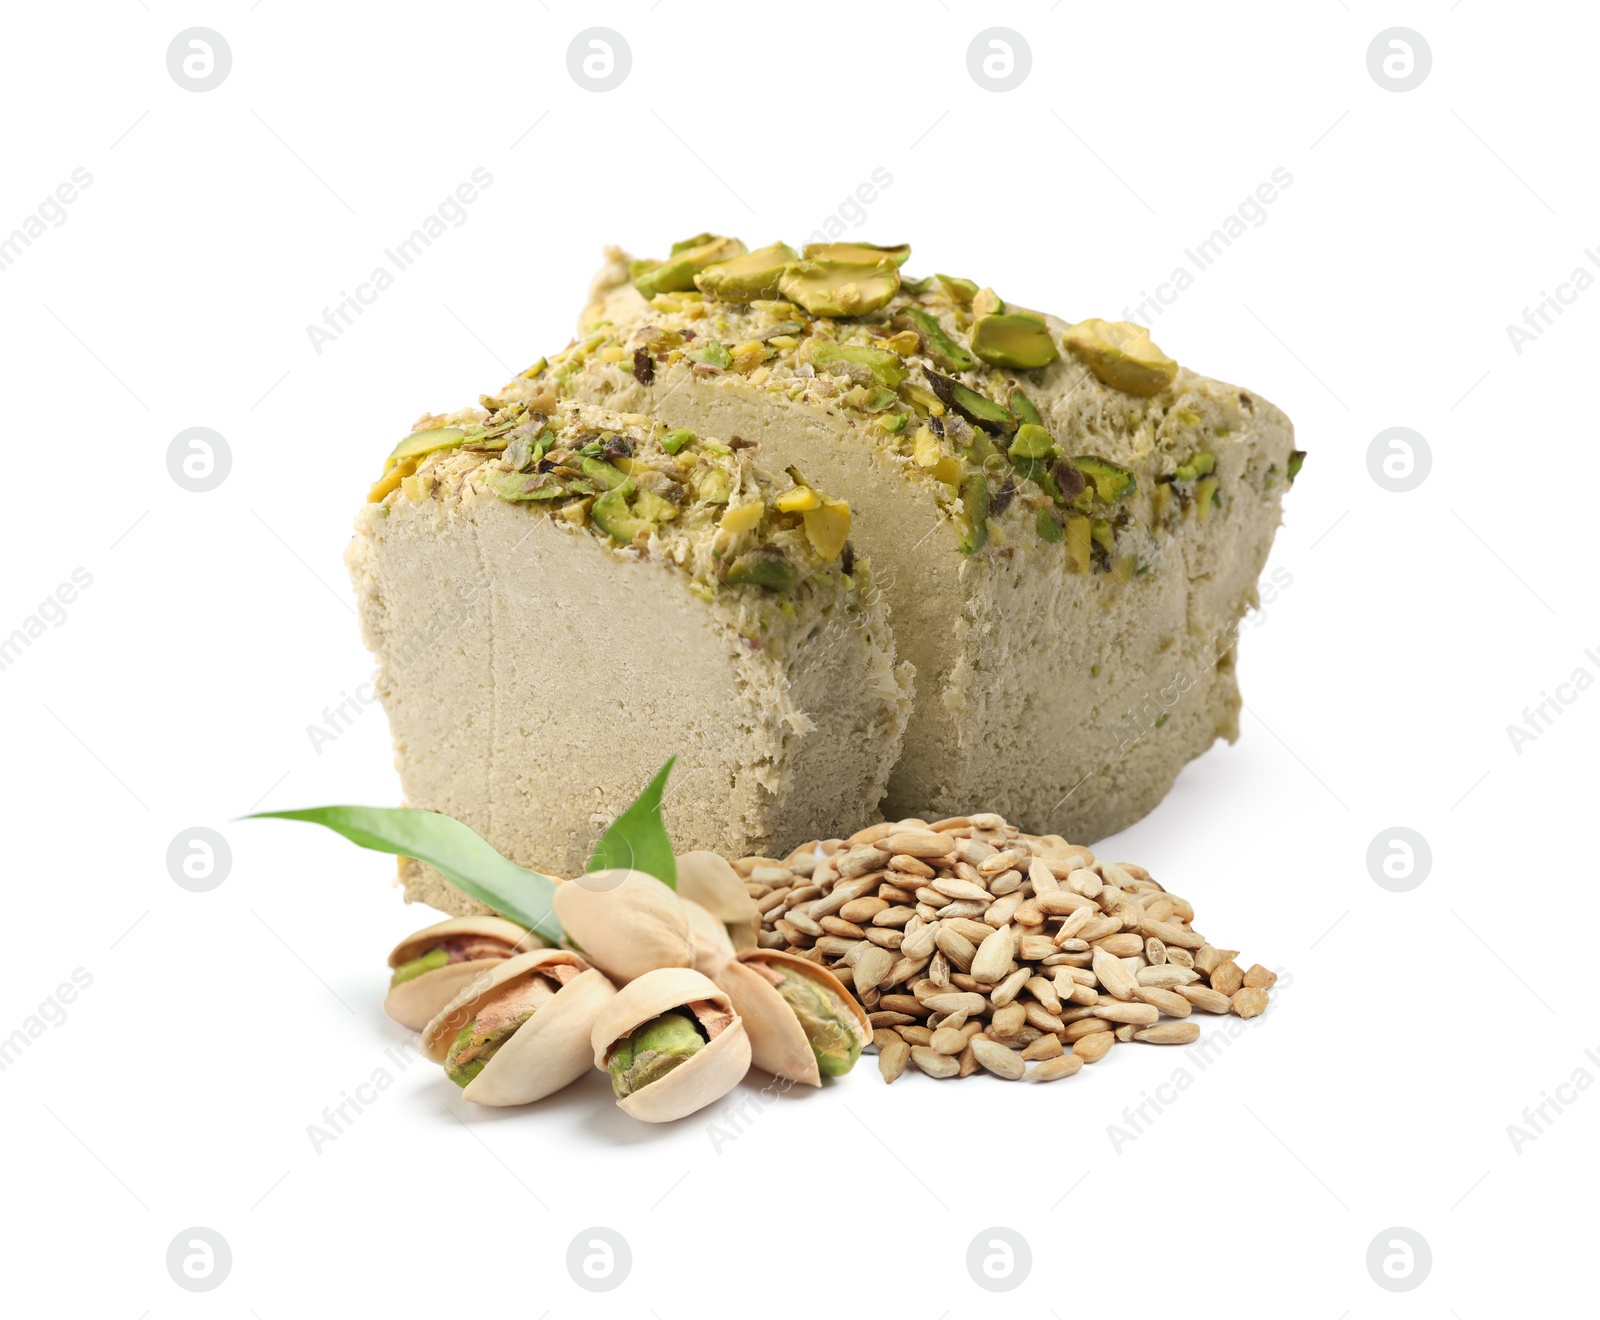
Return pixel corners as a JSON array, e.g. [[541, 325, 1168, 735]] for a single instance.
[[735, 812, 1277, 1082]]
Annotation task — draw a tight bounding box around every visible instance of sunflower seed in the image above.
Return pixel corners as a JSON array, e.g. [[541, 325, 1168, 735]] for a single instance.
[[1092, 946, 1138, 1001], [970, 1037, 1026, 1080], [1073, 1031, 1115, 1063], [910, 1045, 959, 1078], [1134, 1022, 1201, 1045], [1025, 1053, 1085, 1082]]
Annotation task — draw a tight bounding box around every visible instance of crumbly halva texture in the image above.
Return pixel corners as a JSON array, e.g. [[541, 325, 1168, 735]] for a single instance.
[[348, 400, 913, 911], [506, 237, 1301, 841]]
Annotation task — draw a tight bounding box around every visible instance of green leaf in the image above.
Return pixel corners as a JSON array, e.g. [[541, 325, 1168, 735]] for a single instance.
[[585, 756, 677, 888], [245, 806, 563, 942]]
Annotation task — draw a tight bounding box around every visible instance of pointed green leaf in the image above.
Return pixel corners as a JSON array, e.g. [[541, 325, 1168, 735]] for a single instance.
[[585, 756, 677, 888], [245, 806, 563, 942]]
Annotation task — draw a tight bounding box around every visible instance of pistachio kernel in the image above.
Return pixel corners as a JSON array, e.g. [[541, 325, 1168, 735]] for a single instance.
[[903, 307, 976, 372], [970, 313, 1060, 370], [934, 273, 979, 304], [1062, 318, 1178, 396], [694, 242, 799, 301], [925, 372, 1016, 434], [778, 258, 900, 318], [607, 1011, 706, 1097], [390, 947, 449, 987], [801, 241, 911, 267], [808, 340, 908, 389], [959, 472, 990, 556], [971, 286, 1006, 318], [1074, 456, 1137, 503], [773, 970, 863, 1077]]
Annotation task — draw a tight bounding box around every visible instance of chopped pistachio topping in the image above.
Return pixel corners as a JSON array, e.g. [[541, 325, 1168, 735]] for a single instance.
[[368, 400, 860, 602], [507, 235, 1293, 567]]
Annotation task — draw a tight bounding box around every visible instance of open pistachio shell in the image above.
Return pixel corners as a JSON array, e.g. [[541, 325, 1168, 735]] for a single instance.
[[420, 950, 616, 1106], [681, 896, 737, 978], [714, 950, 869, 1087], [590, 967, 751, 1123], [551, 869, 694, 985], [383, 916, 543, 1031], [676, 851, 761, 952]]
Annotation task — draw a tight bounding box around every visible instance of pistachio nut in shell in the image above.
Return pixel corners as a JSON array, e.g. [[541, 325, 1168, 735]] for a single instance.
[[590, 967, 751, 1123], [420, 950, 616, 1106], [714, 950, 869, 1086], [681, 895, 737, 978], [675, 850, 760, 952], [383, 916, 543, 1031], [551, 868, 693, 984]]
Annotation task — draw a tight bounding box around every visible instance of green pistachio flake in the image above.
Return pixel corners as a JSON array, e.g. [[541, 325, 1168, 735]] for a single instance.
[[1007, 423, 1058, 484], [694, 242, 798, 301], [1287, 450, 1306, 483], [935, 273, 979, 304], [809, 340, 908, 389], [970, 313, 1060, 370], [926, 372, 1015, 434], [387, 427, 467, 472], [659, 427, 696, 454], [499, 473, 567, 501], [1036, 507, 1064, 543], [726, 550, 797, 590], [778, 258, 900, 318], [390, 947, 449, 987], [579, 456, 631, 490], [959, 472, 990, 556], [688, 339, 734, 371], [904, 307, 976, 372], [801, 241, 911, 267], [972, 287, 1005, 318], [633, 258, 696, 298], [591, 484, 650, 542], [1074, 456, 1137, 502], [1008, 388, 1044, 429]]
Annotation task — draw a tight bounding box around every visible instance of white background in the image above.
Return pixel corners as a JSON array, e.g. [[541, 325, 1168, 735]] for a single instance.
[[2, 2, 1593, 1314]]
